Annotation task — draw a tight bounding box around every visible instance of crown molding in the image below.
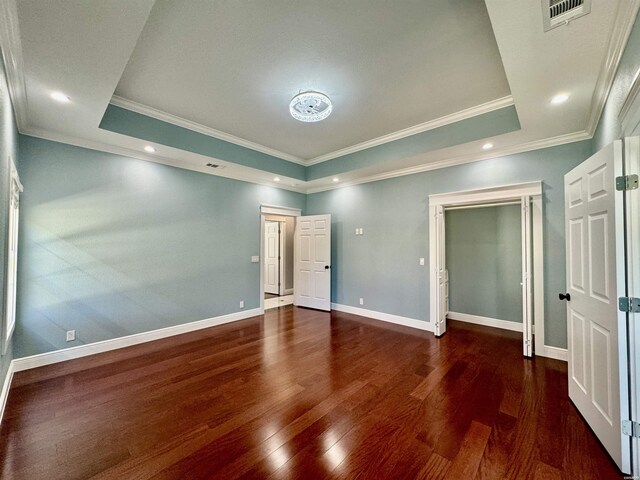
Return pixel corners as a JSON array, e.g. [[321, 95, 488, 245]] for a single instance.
[[21, 127, 307, 194], [585, 0, 640, 135], [0, 0, 28, 131], [304, 95, 515, 165], [305, 130, 591, 194], [110, 95, 307, 166]]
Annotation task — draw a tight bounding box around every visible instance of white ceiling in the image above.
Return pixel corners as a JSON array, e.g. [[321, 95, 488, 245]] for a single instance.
[[3, 0, 638, 193], [114, 0, 511, 161]]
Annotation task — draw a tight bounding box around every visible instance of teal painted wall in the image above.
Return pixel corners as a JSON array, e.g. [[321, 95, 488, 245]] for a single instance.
[[593, 11, 640, 150], [306, 140, 593, 348], [446, 205, 522, 323], [0, 50, 19, 388], [14, 136, 305, 358]]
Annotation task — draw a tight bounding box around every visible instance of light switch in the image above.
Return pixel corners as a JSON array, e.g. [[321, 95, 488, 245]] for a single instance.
[[359, 228, 364, 235], [355, 228, 359, 235], [419, 258, 425, 266], [251, 256, 259, 263]]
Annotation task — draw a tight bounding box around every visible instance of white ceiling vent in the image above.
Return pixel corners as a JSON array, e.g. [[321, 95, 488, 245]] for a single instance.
[[543, 0, 592, 31]]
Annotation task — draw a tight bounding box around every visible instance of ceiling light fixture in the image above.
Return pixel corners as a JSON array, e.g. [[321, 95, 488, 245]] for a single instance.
[[289, 91, 333, 122], [50, 91, 70, 103], [482, 143, 493, 150], [274, 177, 281, 182], [550, 93, 569, 105], [144, 145, 156, 153], [332, 177, 339, 182]]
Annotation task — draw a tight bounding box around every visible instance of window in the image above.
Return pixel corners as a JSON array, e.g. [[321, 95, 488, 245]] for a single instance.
[[3, 156, 22, 354]]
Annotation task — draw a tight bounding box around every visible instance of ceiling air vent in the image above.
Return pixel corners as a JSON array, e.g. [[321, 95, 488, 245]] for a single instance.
[[205, 163, 225, 169], [543, 0, 591, 31]]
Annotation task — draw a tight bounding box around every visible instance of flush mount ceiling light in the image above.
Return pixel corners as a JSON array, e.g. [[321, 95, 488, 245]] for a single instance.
[[289, 91, 333, 123], [332, 177, 339, 182], [144, 145, 156, 153], [50, 91, 70, 103], [482, 143, 494, 150], [551, 93, 569, 105], [274, 177, 281, 182]]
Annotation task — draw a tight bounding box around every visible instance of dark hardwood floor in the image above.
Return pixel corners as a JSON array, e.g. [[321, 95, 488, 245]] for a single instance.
[[0, 307, 623, 479]]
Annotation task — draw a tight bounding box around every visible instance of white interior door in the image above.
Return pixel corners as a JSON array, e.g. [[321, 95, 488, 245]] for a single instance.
[[294, 214, 331, 311], [264, 221, 280, 295], [564, 140, 630, 473], [521, 196, 533, 357], [430, 204, 447, 336]]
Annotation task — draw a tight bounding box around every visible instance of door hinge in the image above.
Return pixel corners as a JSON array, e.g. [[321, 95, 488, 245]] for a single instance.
[[616, 174, 639, 191], [622, 420, 640, 437], [619, 297, 640, 313]]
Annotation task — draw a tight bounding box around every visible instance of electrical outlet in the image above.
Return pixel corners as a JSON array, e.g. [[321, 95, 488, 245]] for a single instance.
[[239, 300, 244, 308], [419, 258, 425, 266], [359, 298, 364, 305], [359, 228, 364, 235], [66, 330, 76, 342]]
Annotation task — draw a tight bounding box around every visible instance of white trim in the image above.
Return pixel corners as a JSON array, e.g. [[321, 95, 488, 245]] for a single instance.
[[447, 311, 523, 332], [429, 181, 542, 206], [331, 303, 434, 332], [260, 204, 302, 217], [532, 195, 546, 356], [586, 0, 640, 135], [306, 131, 590, 194], [540, 345, 568, 362], [284, 288, 294, 295], [0, 0, 27, 131], [110, 96, 306, 165], [0, 361, 14, 426], [11, 308, 261, 372], [306, 96, 515, 165]]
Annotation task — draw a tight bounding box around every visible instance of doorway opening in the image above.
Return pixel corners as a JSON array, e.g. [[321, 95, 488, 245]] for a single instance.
[[429, 182, 544, 357], [263, 214, 295, 310], [259, 204, 301, 312]]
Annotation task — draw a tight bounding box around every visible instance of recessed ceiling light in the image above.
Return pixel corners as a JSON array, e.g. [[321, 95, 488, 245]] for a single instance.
[[274, 177, 280, 182], [50, 91, 70, 103], [290, 91, 333, 122], [482, 143, 493, 150], [332, 177, 339, 182], [144, 145, 156, 153], [550, 93, 569, 105]]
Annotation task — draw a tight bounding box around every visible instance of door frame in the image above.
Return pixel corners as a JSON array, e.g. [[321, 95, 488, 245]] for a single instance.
[[264, 220, 285, 296], [429, 181, 544, 357], [259, 204, 301, 314]]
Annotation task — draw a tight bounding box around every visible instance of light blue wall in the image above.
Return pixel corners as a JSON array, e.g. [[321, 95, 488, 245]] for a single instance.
[[14, 136, 305, 358], [306, 140, 592, 348], [100, 105, 307, 181], [446, 205, 522, 323], [0, 50, 19, 388], [306, 106, 521, 180], [593, 11, 640, 150]]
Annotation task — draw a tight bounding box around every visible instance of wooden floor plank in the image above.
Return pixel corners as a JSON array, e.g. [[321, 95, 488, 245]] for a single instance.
[[0, 309, 625, 479]]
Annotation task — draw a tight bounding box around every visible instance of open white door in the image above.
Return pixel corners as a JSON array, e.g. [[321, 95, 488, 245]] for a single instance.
[[294, 214, 331, 311], [521, 196, 533, 357], [430, 204, 447, 336], [264, 221, 281, 295], [564, 140, 631, 473]]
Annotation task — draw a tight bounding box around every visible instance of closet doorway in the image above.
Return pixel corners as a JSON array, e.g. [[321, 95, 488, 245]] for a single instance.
[[263, 214, 295, 310], [429, 182, 544, 357]]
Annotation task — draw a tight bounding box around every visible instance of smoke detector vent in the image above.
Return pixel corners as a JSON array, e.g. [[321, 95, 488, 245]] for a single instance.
[[543, 0, 591, 31]]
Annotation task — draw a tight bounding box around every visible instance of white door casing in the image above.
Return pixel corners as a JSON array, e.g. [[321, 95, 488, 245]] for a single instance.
[[264, 221, 281, 295], [294, 214, 331, 311], [564, 140, 630, 473], [521, 196, 533, 357], [430, 204, 447, 336]]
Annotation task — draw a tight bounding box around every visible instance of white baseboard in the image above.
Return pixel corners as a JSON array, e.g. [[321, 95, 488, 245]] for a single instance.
[[11, 308, 262, 373], [540, 345, 568, 362], [0, 362, 15, 426], [331, 303, 433, 332], [447, 311, 523, 332]]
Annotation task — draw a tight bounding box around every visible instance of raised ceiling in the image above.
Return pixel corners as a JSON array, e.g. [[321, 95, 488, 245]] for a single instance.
[[115, 0, 511, 161], [3, 0, 637, 192]]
